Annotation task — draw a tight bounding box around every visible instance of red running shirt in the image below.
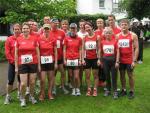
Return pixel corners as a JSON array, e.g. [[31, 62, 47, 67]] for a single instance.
[[16, 35, 38, 65], [84, 35, 98, 59], [64, 36, 82, 60], [94, 29, 104, 41], [112, 27, 121, 40], [49, 29, 65, 60], [5, 35, 19, 64], [118, 32, 133, 64], [101, 39, 117, 57], [38, 35, 56, 62]]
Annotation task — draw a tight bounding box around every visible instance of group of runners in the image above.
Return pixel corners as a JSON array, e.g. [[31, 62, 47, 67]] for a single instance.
[[4, 15, 139, 107]]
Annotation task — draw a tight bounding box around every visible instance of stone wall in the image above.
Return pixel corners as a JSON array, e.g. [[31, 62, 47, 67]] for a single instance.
[[0, 62, 17, 95]]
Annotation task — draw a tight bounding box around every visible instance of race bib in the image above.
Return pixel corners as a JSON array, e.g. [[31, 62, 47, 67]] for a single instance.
[[118, 39, 129, 48], [67, 59, 78, 66], [21, 54, 33, 64], [85, 41, 96, 50], [57, 40, 60, 48], [103, 45, 114, 54], [41, 56, 53, 64]]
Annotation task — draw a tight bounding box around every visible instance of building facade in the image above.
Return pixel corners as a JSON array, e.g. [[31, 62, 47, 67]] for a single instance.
[[76, 0, 127, 20]]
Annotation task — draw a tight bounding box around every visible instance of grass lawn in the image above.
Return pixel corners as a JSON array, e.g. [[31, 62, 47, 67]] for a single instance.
[[0, 44, 150, 113]]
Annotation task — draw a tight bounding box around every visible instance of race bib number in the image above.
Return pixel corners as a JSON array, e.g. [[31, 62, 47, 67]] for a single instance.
[[85, 41, 96, 50], [57, 40, 60, 48], [67, 59, 78, 66], [41, 56, 53, 64], [21, 54, 33, 64], [118, 39, 129, 48], [103, 45, 114, 54]]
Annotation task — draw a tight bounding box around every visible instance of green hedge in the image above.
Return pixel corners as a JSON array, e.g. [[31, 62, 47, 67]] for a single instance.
[[64, 14, 108, 29], [0, 41, 6, 62]]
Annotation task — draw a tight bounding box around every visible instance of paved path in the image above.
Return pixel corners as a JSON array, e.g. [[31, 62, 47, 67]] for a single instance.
[[0, 62, 17, 95]]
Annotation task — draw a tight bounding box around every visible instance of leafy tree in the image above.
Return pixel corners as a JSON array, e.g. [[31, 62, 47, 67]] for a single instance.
[[0, 0, 76, 24], [119, 0, 150, 20]]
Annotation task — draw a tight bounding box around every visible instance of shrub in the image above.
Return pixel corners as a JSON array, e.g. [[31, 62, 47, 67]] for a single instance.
[[0, 41, 6, 62]]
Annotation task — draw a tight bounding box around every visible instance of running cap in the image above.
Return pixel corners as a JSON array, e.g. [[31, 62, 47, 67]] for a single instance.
[[50, 18, 59, 23], [70, 23, 77, 28], [43, 24, 50, 29]]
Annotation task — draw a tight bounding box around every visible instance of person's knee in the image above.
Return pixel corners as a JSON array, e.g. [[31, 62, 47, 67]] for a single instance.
[[30, 79, 36, 86], [94, 75, 99, 80], [74, 75, 79, 80], [21, 82, 27, 88], [86, 76, 90, 80], [128, 73, 134, 79], [40, 79, 45, 84]]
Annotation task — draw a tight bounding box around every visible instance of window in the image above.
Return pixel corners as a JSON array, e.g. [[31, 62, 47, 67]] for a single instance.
[[99, 0, 105, 8], [113, 0, 119, 12]]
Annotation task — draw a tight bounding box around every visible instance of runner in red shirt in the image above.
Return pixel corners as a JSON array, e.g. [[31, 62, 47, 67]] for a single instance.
[[15, 22, 40, 107], [108, 15, 121, 40], [77, 19, 88, 87], [38, 16, 51, 35], [117, 19, 139, 99], [28, 20, 40, 41], [32, 22, 39, 32], [50, 18, 68, 95], [25, 20, 40, 95], [64, 23, 82, 96], [61, 20, 69, 36], [95, 18, 104, 40], [38, 24, 57, 100], [82, 22, 100, 97], [94, 18, 106, 87], [100, 27, 119, 99], [60, 19, 72, 90], [4, 23, 21, 105]]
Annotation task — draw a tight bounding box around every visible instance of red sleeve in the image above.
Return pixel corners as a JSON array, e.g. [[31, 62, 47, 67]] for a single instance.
[[53, 38, 57, 47], [5, 37, 13, 63], [15, 38, 19, 48], [115, 40, 118, 49], [63, 37, 67, 46], [79, 37, 82, 47], [61, 30, 65, 39], [32, 35, 39, 47], [100, 41, 103, 56]]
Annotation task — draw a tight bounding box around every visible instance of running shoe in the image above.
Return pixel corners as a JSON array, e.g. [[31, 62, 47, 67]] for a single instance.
[[76, 88, 81, 96], [120, 89, 127, 96], [71, 88, 76, 96], [93, 88, 97, 97], [104, 90, 111, 97], [48, 93, 54, 100], [86, 88, 92, 96], [113, 91, 119, 99], [20, 99, 26, 107], [128, 91, 134, 99], [30, 96, 37, 104], [4, 95, 11, 105]]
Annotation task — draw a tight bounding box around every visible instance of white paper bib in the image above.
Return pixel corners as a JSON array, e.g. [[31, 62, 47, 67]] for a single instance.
[[103, 45, 114, 54], [67, 59, 78, 66], [21, 54, 33, 64], [41, 56, 53, 64], [85, 41, 96, 50], [118, 39, 130, 48]]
